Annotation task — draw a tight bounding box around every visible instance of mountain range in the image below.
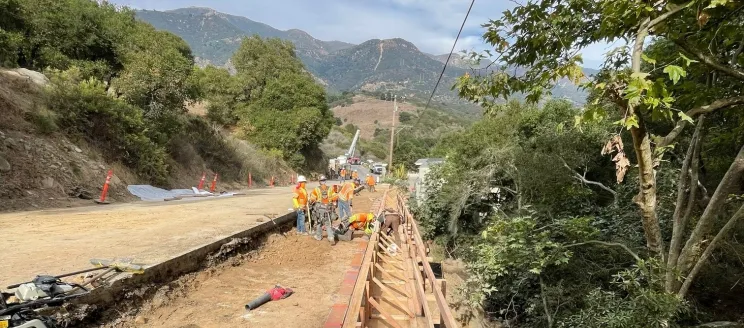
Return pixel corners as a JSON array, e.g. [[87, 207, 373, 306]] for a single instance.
[[135, 7, 590, 106]]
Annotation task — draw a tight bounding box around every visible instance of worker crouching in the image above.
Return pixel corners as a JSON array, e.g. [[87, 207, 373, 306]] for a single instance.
[[335, 212, 375, 241]]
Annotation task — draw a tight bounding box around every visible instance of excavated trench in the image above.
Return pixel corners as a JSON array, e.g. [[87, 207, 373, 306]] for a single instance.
[[58, 213, 298, 327]]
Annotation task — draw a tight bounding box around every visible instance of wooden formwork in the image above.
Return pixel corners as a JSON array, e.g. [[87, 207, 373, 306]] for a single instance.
[[341, 190, 458, 328]]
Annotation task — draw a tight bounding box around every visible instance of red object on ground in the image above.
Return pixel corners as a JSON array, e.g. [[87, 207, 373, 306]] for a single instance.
[[248, 172, 253, 188], [268, 286, 293, 301], [198, 172, 206, 190], [97, 169, 113, 203], [210, 173, 218, 192]]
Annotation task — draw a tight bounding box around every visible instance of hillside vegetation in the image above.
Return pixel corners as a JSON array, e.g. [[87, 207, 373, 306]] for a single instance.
[[0, 0, 331, 210], [416, 0, 744, 327]]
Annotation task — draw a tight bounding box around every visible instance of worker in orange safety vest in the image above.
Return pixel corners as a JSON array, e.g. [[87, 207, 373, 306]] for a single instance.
[[351, 170, 359, 180], [340, 168, 347, 182], [337, 180, 356, 221], [365, 174, 376, 192], [309, 175, 338, 244], [335, 212, 376, 241], [292, 175, 309, 235]]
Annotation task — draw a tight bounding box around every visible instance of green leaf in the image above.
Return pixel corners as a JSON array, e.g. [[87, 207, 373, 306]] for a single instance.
[[641, 53, 657, 65], [622, 115, 640, 129], [679, 53, 699, 66], [678, 111, 694, 123], [663, 65, 687, 84], [706, 0, 731, 9], [529, 268, 542, 274], [594, 82, 606, 90], [630, 72, 650, 80]]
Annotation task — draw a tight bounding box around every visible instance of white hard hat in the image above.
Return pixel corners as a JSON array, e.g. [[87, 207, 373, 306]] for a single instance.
[[297, 175, 307, 183], [319, 175, 327, 181]]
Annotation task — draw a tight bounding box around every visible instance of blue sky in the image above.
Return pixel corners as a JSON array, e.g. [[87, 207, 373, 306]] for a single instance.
[[110, 0, 612, 68]]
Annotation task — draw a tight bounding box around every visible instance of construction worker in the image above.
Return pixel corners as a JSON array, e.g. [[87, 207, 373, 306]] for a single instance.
[[365, 174, 376, 192], [337, 180, 355, 221], [380, 207, 403, 245], [340, 168, 347, 182], [335, 212, 376, 241], [310, 175, 338, 244], [292, 175, 309, 235]]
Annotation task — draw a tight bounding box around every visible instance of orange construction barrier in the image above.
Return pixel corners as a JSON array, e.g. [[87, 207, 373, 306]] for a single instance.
[[198, 172, 206, 190], [210, 173, 218, 192], [248, 172, 253, 188], [95, 169, 113, 204]]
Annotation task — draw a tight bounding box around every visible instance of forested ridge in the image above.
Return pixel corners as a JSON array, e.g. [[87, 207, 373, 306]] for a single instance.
[[0, 0, 333, 186], [413, 0, 744, 327]]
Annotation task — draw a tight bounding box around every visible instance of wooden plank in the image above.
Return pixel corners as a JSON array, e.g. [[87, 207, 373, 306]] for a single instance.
[[396, 194, 458, 328], [372, 277, 415, 318], [375, 263, 407, 282], [368, 297, 405, 328]]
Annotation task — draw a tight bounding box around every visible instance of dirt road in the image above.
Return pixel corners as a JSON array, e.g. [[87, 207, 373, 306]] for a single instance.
[[0, 185, 308, 287]]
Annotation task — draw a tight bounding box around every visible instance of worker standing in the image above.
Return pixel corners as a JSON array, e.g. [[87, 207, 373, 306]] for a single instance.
[[340, 168, 347, 182], [337, 180, 355, 221], [292, 175, 309, 235], [351, 169, 359, 181], [335, 212, 375, 241], [365, 174, 376, 192], [310, 175, 338, 244]]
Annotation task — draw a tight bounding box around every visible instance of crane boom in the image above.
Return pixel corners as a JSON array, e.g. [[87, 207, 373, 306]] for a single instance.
[[346, 129, 361, 158]]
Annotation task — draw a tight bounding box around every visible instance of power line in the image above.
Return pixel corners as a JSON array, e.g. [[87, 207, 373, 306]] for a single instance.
[[423, 0, 476, 112]]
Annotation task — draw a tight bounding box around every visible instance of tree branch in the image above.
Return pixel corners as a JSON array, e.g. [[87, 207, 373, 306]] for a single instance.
[[539, 275, 554, 328], [678, 203, 744, 298], [674, 38, 744, 81], [658, 96, 744, 148], [647, 2, 692, 30], [665, 116, 704, 292], [678, 144, 744, 276], [561, 159, 617, 197], [565, 240, 641, 262]]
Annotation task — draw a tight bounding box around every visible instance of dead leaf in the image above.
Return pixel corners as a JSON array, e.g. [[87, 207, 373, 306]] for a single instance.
[[602, 135, 630, 183]]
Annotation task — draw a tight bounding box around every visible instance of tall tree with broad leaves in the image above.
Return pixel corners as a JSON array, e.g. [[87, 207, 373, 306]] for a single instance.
[[455, 0, 744, 298]]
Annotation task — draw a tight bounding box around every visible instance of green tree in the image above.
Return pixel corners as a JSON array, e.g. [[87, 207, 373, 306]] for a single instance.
[[455, 0, 744, 300]]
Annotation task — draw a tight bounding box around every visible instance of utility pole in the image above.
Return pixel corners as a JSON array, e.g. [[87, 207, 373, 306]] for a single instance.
[[388, 95, 397, 170]]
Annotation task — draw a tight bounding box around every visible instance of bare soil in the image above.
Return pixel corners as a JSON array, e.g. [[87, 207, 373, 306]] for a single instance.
[[0, 185, 303, 287], [97, 187, 385, 328]]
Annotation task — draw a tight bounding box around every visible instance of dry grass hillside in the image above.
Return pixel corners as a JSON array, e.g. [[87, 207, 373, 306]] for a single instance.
[[331, 95, 418, 139]]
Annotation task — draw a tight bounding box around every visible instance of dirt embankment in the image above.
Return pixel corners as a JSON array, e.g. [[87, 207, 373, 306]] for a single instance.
[[0, 69, 286, 213]]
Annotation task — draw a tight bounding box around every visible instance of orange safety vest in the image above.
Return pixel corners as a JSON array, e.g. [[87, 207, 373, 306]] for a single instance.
[[340, 169, 347, 177], [366, 175, 376, 186], [351, 171, 359, 179], [293, 185, 308, 208], [338, 181, 355, 201], [350, 212, 375, 232], [311, 185, 337, 204]]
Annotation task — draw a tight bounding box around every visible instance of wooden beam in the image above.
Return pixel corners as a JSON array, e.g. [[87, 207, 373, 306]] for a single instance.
[[372, 277, 415, 318], [375, 262, 407, 282], [368, 297, 405, 328]]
